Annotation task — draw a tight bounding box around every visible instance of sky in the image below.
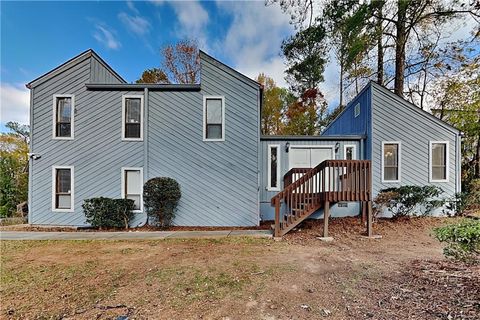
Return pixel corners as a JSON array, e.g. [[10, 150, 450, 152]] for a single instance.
[[0, 0, 297, 132], [0, 1, 477, 133]]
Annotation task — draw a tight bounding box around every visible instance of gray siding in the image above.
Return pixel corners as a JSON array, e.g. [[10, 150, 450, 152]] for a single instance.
[[30, 55, 144, 225], [259, 138, 362, 220], [370, 83, 460, 198], [89, 56, 124, 84], [30, 52, 260, 227], [146, 56, 260, 226]]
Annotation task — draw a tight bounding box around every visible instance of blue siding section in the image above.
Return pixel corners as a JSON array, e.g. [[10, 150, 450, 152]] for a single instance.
[[322, 84, 372, 159]]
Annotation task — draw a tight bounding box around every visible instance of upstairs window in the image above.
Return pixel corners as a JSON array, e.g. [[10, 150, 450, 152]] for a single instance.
[[52, 166, 74, 211], [203, 96, 225, 141], [267, 145, 280, 191], [382, 142, 401, 182], [121, 167, 143, 211], [122, 95, 143, 140], [430, 141, 449, 182], [53, 95, 74, 139], [354, 103, 360, 118]]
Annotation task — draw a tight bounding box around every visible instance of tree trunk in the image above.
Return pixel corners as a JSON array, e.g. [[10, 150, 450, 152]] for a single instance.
[[339, 58, 344, 107], [394, 0, 407, 97], [476, 115, 480, 179], [376, 7, 384, 85]]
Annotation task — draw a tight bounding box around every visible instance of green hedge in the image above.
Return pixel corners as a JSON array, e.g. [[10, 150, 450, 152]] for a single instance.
[[434, 219, 480, 264], [144, 177, 181, 228], [82, 197, 135, 229]]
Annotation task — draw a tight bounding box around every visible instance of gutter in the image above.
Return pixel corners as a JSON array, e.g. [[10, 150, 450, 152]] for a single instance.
[[85, 83, 201, 91]]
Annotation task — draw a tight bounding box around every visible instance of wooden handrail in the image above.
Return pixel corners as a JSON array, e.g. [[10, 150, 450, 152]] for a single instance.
[[271, 160, 372, 237]]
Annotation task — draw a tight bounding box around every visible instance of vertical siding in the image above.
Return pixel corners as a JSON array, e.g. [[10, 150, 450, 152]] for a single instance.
[[30, 56, 144, 226], [146, 56, 260, 226], [322, 84, 372, 159], [89, 56, 124, 84], [259, 138, 361, 220], [370, 84, 459, 198]]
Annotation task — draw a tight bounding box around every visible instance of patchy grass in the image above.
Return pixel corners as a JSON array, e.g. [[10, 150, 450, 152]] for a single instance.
[[1, 217, 473, 319]]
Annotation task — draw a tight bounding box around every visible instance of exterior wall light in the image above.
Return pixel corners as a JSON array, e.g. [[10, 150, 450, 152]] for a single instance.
[[285, 142, 290, 153]]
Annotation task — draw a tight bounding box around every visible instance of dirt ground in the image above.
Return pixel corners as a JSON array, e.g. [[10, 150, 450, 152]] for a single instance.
[[1, 217, 479, 320]]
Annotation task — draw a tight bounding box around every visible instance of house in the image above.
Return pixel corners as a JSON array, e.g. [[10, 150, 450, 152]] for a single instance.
[[26, 49, 461, 236]]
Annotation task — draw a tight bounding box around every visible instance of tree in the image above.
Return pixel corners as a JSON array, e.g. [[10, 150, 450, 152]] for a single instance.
[[136, 68, 169, 84], [0, 122, 29, 217], [136, 40, 200, 84], [256, 73, 291, 135], [283, 88, 328, 135]]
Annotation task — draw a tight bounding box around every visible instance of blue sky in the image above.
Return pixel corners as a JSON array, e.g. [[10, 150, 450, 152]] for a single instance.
[[0, 0, 295, 131]]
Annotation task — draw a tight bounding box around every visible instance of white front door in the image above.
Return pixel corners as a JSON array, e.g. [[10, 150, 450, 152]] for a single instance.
[[289, 147, 334, 192]]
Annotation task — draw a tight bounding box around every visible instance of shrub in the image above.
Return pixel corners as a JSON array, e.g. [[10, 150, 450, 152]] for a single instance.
[[143, 177, 181, 228], [444, 192, 469, 216], [434, 219, 480, 264], [375, 185, 444, 218], [83, 197, 135, 229]]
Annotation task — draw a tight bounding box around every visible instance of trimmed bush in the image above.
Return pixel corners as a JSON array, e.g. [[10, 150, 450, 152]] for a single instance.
[[374, 185, 444, 218], [434, 219, 480, 264], [83, 197, 135, 229], [143, 177, 181, 228]]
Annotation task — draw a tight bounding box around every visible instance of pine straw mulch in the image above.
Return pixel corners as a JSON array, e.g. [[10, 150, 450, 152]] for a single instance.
[[350, 259, 480, 320]]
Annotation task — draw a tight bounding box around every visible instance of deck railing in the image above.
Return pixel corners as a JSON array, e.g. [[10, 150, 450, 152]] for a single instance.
[[271, 160, 372, 237]]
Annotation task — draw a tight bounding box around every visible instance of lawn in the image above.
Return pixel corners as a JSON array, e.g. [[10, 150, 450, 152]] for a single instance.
[[1, 217, 478, 319]]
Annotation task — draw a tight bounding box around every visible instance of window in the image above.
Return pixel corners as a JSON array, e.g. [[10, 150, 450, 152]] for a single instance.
[[382, 142, 401, 182], [354, 103, 360, 118], [344, 145, 357, 160], [52, 166, 74, 211], [203, 96, 225, 141], [122, 95, 143, 140], [53, 95, 74, 139], [430, 141, 449, 182], [267, 145, 280, 191], [121, 167, 143, 211]]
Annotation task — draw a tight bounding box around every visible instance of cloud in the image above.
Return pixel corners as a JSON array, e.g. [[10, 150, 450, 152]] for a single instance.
[[93, 24, 121, 50], [126, 0, 139, 15], [118, 12, 151, 36], [0, 83, 30, 125], [214, 2, 293, 87]]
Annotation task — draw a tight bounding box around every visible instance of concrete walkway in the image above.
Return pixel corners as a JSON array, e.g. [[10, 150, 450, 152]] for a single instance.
[[0, 230, 272, 241]]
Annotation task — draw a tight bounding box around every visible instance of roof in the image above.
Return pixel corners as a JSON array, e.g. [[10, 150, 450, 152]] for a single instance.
[[199, 50, 262, 89], [261, 135, 366, 141], [26, 49, 126, 89], [85, 83, 201, 91]]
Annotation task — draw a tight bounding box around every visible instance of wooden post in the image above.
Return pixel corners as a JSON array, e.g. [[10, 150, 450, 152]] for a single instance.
[[274, 198, 281, 238], [366, 200, 373, 237], [323, 200, 330, 237], [361, 201, 367, 224]]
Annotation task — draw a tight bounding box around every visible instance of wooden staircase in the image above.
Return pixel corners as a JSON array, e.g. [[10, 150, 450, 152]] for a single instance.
[[271, 160, 373, 237]]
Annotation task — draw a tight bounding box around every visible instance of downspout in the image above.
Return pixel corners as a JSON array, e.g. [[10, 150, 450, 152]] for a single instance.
[[137, 87, 149, 228], [456, 132, 462, 194], [28, 87, 34, 224]]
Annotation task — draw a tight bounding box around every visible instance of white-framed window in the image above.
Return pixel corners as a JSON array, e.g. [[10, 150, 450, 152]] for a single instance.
[[122, 95, 144, 141], [203, 96, 225, 141], [52, 166, 74, 212], [354, 103, 360, 118], [53, 94, 74, 139], [267, 144, 281, 191], [344, 144, 357, 160], [381, 141, 401, 183], [429, 141, 449, 182], [121, 167, 143, 212]]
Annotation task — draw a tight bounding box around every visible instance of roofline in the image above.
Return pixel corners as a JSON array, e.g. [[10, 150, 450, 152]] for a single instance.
[[26, 49, 126, 89], [85, 83, 201, 91], [199, 50, 261, 89], [370, 81, 460, 133], [261, 135, 366, 141], [321, 82, 372, 135]]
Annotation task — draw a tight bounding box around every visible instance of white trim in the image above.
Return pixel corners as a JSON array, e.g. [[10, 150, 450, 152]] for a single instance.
[[267, 144, 281, 191], [343, 144, 357, 160], [52, 166, 74, 212], [381, 141, 401, 183], [203, 96, 225, 142], [429, 141, 450, 183], [122, 95, 144, 141], [52, 94, 74, 140], [121, 167, 144, 212], [288, 145, 335, 170]]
